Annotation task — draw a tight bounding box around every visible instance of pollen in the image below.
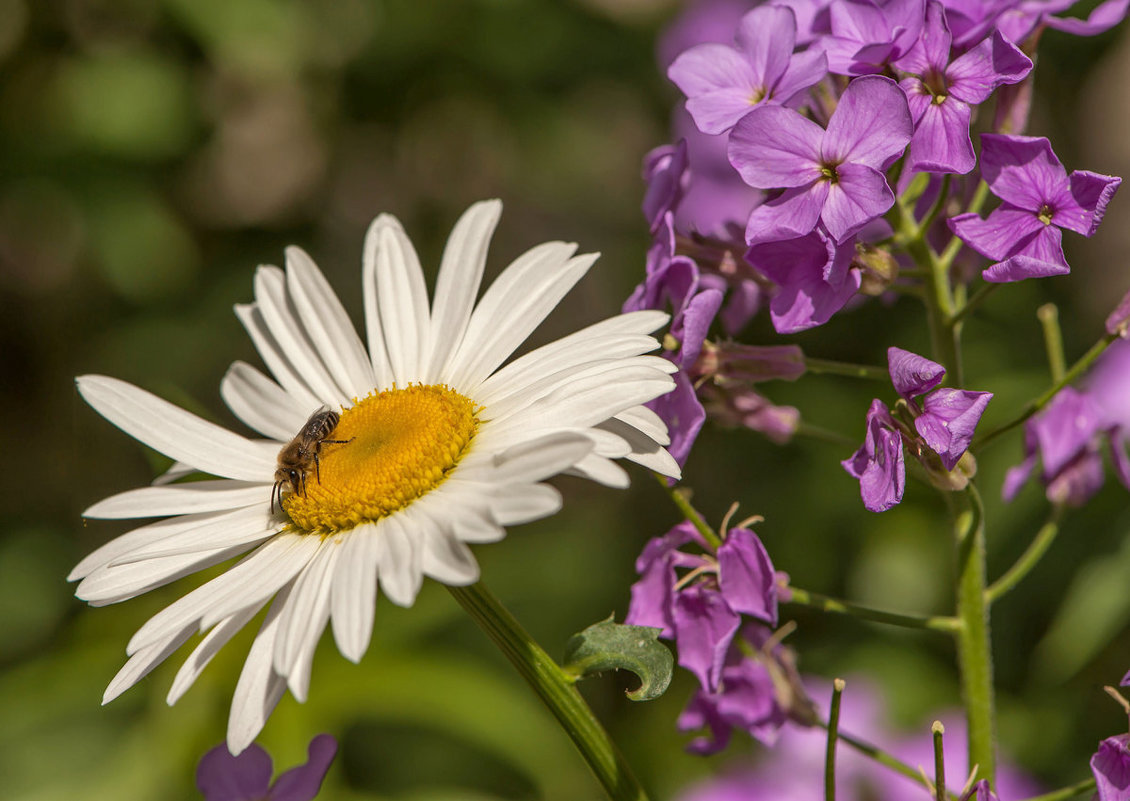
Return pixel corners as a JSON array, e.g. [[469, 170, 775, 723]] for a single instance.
[[283, 384, 480, 534]]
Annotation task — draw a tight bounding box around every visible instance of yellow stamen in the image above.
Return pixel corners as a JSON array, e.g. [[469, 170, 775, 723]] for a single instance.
[[283, 384, 480, 534]]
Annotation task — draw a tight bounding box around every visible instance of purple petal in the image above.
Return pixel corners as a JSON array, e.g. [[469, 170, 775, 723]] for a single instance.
[[947, 31, 1032, 104], [672, 583, 742, 692], [679, 288, 724, 369], [1093, 734, 1130, 801], [982, 225, 1070, 283], [671, 45, 763, 135], [1106, 289, 1130, 337], [1032, 387, 1104, 478], [1065, 170, 1122, 237], [728, 105, 825, 188], [979, 134, 1069, 212], [842, 398, 906, 512], [821, 162, 895, 243], [744, 183, 828, 245], [717, 527, 778, 626], [745, 230, 860, 333], [678, 690, 733, 755], [1046, 449, 1106, 507], [719, 278, 762, 336], [916, 388, 993, 470], [906, 98, 976, 175], [1109, 432, 1130, 491], [1045, 0, 1130, 35], [197, 744, 273, 801], [1002, 453, 1037, 501], [650, 369, 707, 468], [625, 548, 679, 636], [893, 0, 949, 76], [643, 141, 690, 234], [735, 5, 798, 91], [888, 346, 945, 399], [949, 205, 1044, 261], [713, 658, 787, 746], [823, 75, 913, 168], [967, 780, 1001, 801], [268, 735, 338, 801], [773, 47, 829, 103]]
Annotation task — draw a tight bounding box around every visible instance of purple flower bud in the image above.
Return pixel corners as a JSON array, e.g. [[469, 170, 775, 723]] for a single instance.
[[643, 141, 691, 234]]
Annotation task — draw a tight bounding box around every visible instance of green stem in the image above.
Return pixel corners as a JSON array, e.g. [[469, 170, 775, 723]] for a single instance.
[[448, 583, 648, 801], [975, 332, 1119, 451], [948, 283, 1000, 326], [654, 475, 721, 549], [795, 421, 859, 450], [786, 587, 961, 632], [804, 357, 890, 381], [941, 180, 992, 267], [1038, 304, 1066, 382], [933, 721, 946, 801], [985, 509, 1063, 603], [826, 679, 845, 801], [1020, 779, 1096, 801], [952, 485, 995, 786], [830, 726, 961, 800]]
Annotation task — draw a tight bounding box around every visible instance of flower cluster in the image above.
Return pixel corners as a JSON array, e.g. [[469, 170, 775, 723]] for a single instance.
[[627, 0, 1123, 474], [625, 520, 815, 752], [844, 347, 992, 512]]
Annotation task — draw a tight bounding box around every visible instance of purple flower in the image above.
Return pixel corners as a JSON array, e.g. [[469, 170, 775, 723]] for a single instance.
[[643, 141, 691, 234], [656, 0, 759, 69], [678, 634, 791, 753], [963, 781, 1001, 801], [996, 0, 1130, 42], [745, 226, 862, 332], [948, 134, 1121, 282], [895, 2, 1032, 174], [730, 75, 913, 245], [1092, 734, 1130, 801], [669, 5, 827, 135], [625, 522, 781, 692], [1001, 386, 1124, 506], [820, 0, 927, 76], [197, 734, 337, 801], [889, 346, 992, 470], [842, 398, 907, 511], [655, 370, 710, 468]]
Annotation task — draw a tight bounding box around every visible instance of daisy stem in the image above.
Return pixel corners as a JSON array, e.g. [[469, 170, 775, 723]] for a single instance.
[[985, 508, 1063, 603], [448, 582, 649, 801], [803, 357, 890, 380], [952, 484, 996, 786], [785, 586, 961, 632], [974, 331, 1119, 451]]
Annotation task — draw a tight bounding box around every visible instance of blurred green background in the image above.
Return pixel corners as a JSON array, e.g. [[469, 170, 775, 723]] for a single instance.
[[4, 0, 1130, 799]]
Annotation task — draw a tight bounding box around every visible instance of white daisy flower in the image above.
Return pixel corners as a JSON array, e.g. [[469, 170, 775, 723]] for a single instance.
[[72, 200, 680, 753]]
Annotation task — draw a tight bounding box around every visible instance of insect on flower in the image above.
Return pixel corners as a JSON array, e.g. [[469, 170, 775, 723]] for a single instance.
[[272, 409, 353, 513]]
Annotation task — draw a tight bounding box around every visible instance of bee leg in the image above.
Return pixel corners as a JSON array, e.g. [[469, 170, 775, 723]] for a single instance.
[[314, 451, 322, 485]]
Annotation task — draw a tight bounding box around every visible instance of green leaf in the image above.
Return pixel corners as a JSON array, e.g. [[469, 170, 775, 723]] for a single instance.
[[561, 616, 673, 702]]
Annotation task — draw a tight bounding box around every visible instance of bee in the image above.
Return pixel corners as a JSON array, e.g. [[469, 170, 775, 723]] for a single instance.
[[272, 409, 353, 512]]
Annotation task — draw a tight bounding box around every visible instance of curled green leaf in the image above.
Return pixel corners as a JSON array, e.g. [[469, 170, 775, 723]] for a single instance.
[[562, 616, 673, 701]]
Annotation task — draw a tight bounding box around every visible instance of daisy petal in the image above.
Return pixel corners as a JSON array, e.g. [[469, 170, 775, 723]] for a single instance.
[[567, 454, 631, 488], [253, 267, 348, 407], [375, 516, 422, 608], [234, 304, 322, 411], [77, 376, 276, 482], [109, 504, 277, 565], [371, 215, 432, 385], [168, 602, 266, 705], [221, 361, 309, 441], [330, 524, 379, 663], [84, 481, 272, 519], [228, 588, 291, 755], [285, 246, 376, 399], [488, 483, 563, 526], [274, 542, 339, 680], [426, 199, 503, 383], [103, 623, 197, 704]]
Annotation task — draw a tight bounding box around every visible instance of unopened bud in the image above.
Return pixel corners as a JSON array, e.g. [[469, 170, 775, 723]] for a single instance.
[[855, 243, 900, 296], [695, 341, 806, 383]]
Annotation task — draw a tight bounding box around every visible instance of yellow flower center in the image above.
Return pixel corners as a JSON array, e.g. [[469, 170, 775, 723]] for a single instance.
[[283, 384, 480, 534]]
